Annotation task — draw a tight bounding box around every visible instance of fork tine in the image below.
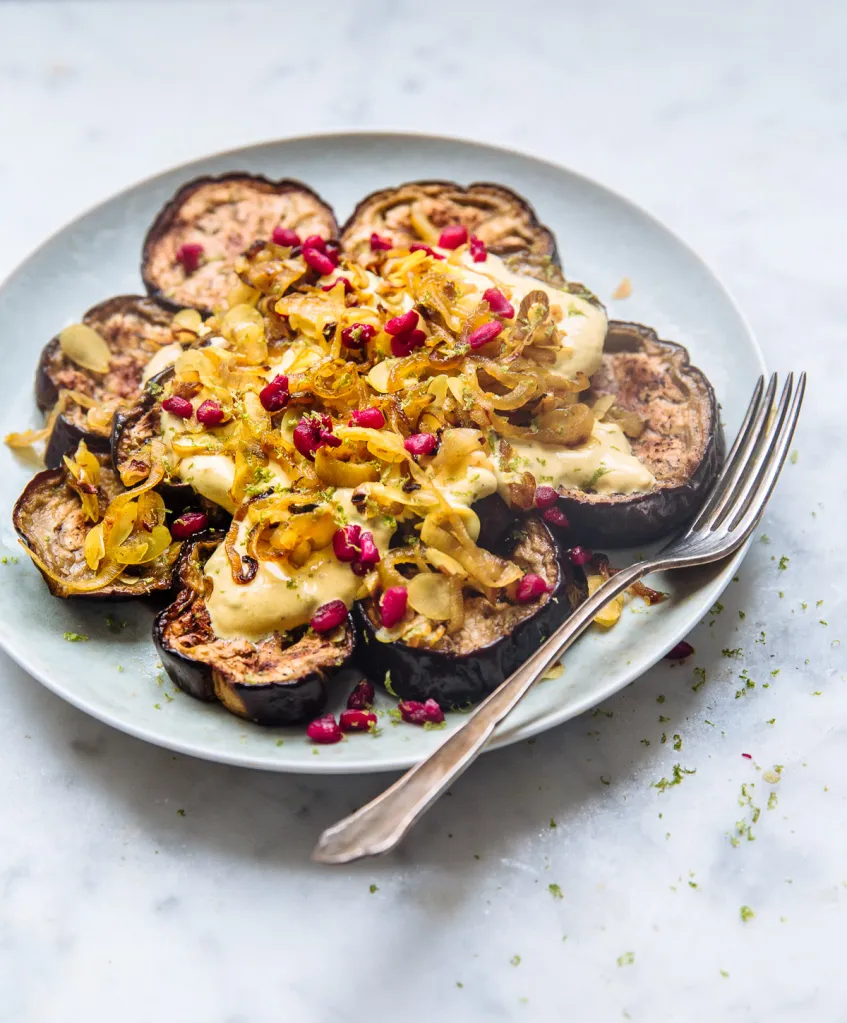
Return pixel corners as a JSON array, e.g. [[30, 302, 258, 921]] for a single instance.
[[688, 373, 775, 533], [711, 374, 793, 531], [727, 372, 805, 536]]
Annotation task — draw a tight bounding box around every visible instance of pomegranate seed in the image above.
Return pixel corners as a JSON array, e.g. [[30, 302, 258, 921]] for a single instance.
[[482, 287, 515, 318], [302, 235, 326, 252], [350, 406, 385, 429], [515, 573, 550, 604], [380, 586, 408, 628], [332, 524, 362, 563], [390, 329, 426, 357], [259, 374, 290, 413], [339, 709, 378, 733], [347, 680, 375, 710], [293, 413, 337, 459], [175, 242, 204, 274], [370, 232, 393, 251], [310, 599, 348, 633], [325, 240, 341, 265], [467, 321, 503, 350], [272, 226, 300, 247], [170, 511, 208, 540], [357, 530, 380, 567], [568, 545, 593, 566], [469, 235, 487, 262], [306, 714, 343, 744], [742, 752, 752, 760], [398, 698, 444, 725], [322, 276, 353, 294], [196, 399, 225, 427], [384, 310, 418, 336], [534, 485, 559, 510], [438, 224, 468, 249], [303, 247, 335, 276], [409, 243, 445, 260], [665, 640, 695, 660], [542, 506, 569, 529], [341, 322, 377, 348], [404, 432, 438, 457], [162, 395, 193, 419]]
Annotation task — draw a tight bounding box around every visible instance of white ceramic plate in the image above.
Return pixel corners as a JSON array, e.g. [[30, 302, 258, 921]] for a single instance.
[[0, 132, 764, 774]]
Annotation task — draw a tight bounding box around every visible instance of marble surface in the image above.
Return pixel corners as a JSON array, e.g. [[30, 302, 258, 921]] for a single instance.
[[0, 1, 845, 1020]]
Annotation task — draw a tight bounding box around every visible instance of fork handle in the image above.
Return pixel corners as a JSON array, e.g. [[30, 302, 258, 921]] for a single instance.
[[312, 561, 649, 864]]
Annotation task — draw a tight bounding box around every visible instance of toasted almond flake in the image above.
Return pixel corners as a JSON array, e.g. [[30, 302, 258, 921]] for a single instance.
[[59, 323, 111, 373], [611, 277, 632, 300]]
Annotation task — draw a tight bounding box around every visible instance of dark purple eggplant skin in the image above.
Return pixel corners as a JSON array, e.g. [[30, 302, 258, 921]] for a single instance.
[[553, 321, 725, 548], [354, 517, 585, 708], [44, 415, 111, 469], [153, 534, 356, 725]]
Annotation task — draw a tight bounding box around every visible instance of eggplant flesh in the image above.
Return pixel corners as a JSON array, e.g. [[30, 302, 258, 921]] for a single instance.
[[141, 173, 338, 314], [12, 454, 179, 600], [36, 296, 175, 469], [153, 534, 357, 725], [355, 516, 585, 708], [554, 321, 724, 548], [340, 180, 559, 269]]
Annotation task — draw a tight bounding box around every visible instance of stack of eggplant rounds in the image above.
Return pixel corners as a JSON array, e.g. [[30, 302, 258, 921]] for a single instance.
[[14, 174, 722, 727]]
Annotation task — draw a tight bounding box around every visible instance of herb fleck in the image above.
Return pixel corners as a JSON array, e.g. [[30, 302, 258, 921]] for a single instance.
[[740, 905, 755, 923], [548, 883, 563, 900], [63, 632, 88, 643]]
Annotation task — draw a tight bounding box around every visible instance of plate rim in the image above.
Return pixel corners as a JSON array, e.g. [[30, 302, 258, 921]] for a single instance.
[[0, 130, 766, 774]]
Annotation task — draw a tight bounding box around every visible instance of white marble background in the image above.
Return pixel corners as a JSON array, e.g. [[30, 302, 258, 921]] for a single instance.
[[1, 1, 845, 1020]]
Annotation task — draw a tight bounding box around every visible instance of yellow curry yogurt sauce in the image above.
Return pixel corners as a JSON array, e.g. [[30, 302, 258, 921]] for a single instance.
[[203, 487, 395, 642]]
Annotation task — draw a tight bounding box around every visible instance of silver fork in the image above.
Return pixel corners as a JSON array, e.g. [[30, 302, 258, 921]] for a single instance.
[[313, 372, 805, 864]]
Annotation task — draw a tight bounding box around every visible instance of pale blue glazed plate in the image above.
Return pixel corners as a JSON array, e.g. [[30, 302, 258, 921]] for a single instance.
[[0, 133, 764, 773]]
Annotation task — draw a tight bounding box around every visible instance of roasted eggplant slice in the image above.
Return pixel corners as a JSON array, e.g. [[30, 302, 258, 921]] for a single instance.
[[13, 454, 179, 599], [153, 534, 356, 724], [36, 296, 175, 468], [555, 321, 724, 547], [340, 180, 559, 267], [142, 173, 338, 314], [355, 516, 585, 708]]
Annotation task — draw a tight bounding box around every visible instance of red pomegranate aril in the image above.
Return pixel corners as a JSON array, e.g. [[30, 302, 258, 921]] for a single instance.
[[293, 414, 333, 459], [350, 406, 385, 429], [534, 485, 559, 510], [339, 709, 378, 733], [310, 599, 348, 634], [398, 698, 444, 725], [322, 276, 353, 294], [357, 530, 380, 567], [175, 242, 204, 274], [303, 247, 335, 276], [467, 321, 503, 350], [370, 232, 393, 251], [665, 640, 695, 660], [341, 322, 377, 348], [259, 374, 290, 413], [320, 429, 342, 448], [384, 309, 418, 336], [469, 235, 487, 262], [347, 679, 375, 710], [332, 524, 362, 563], [542, 506, 570, 529], [170, 511, 209, 540], [306, 714, 343, 744], [272, 226, 300, 247], [162, 395, 193, 419], [390, 329, 426, 357], [438, 224, 468, 249], [404, 432, 438, 457], [380, 586, 408, 628], [568, 545, 593, 566], [196, 399, 225, 427], [302, 234, 326, 252], [409, 243, 445, 260], [516, 573, 549, 604], [482, 287, 515, 318]]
